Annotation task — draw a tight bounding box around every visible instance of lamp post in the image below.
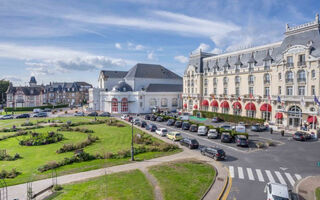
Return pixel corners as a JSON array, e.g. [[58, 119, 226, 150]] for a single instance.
[[131, 120, 134, 161]]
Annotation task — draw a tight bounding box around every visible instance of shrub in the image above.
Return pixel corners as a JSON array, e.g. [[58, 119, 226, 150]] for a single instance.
[[56, 135, 99, 153], [4, 104, 68, 112], [19, 131, 64, 146], [265, 141, 275, 147], [0, 169, 21, 179], [0, 152, 22, 161], [0, 131, 29, 141]]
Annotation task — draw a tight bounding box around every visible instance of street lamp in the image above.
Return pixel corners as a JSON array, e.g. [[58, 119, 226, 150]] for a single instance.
[[131, 120, 134, 161]]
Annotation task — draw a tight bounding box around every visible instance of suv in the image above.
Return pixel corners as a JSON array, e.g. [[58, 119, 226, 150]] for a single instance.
[[179, 138, 199, 149], [144, 115, 151, 120], [15, 114, 30, 119], [235, 135, 249, 147], [221, 132, 233, 143], [146, 124, 157, 132], [200, 147, 226, 160], [189, 124, 198, 132], [293, 131, 311, 141], [167, 119, 175, 126], [174, 121, 182, 128], [197, 126, 208, 136], [264, 182, 291, 200], [181, 122, 191, 130], [156, 128, 168, 137], [207, 129, 219, 139]]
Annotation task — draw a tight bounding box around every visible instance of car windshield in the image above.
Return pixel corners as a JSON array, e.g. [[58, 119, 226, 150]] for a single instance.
[[175, 133, 181, 136], [272, 195, 289, 200], [217, 150, 225, 154], [191, 140, 198, 144], [162, 130, 167, 133]]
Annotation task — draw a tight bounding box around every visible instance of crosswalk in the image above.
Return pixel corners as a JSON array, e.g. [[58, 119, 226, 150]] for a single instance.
[[228, 166, 302, 187]]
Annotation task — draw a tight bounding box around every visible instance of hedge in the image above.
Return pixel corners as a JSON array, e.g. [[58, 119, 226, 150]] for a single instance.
[[4, 104, 68, 112], [193, 110, 265, 125]]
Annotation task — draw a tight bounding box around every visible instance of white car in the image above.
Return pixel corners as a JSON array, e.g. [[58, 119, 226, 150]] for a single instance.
[[233, 125, 246, 133], [197, 126, 208, 136], [264, 182, 290, 200], [121, 114, 129, 120], [156, 128, 168, 137]]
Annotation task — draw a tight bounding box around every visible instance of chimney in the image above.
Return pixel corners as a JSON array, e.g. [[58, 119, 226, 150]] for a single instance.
[[316, 13, 319, 23]]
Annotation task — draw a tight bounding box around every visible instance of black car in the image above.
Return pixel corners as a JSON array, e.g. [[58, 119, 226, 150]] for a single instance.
[[99, 112, 111, 117], [189, 124, 198, 132], [146, 124, 157, 132], [181, 122, 191, 130], [15, 113, 30, 119], [212, 117, 224, 123], [200, 147, 226, 160], [220, 132, 233, 143], [235, 135, 249, 147], [167, 119, 175, 126], [87, 111, 98, 116], [174, 121, 182, 128], [140, 121, 147, 128], [156, 116, 163, 122], [293, 131, 311, 141], [179, 138, 199, 149], [33, 112, 47, 118], [145, 115, 151, 120], [150, 115, 157, 121]]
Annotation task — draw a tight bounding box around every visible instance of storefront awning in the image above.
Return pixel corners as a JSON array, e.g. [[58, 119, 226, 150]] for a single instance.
[[307, 116, 317, 123], [183, 103, 187, 108], [275, 112, 283, 119], [210, 100, 219, 107], [202, 100, 209, 106], [233, 102, 242, 110], [245, 102, 256, 111], [260, 103, 272, 112], [220, 101, 229, 108]]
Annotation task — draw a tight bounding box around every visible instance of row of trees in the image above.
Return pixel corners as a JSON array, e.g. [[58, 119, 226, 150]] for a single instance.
[[0, 79, 9, 108]]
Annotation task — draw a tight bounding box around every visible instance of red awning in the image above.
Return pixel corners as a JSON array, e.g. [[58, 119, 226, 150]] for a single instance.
[[275, 112, 283, 119], [220, 101, 230, 108], [193, 104, 198, 109], [183, 103, 187, 108], [202, 100, 209, 106], [260, 103, 272, 112], [233, 102, 242, 110], [307, 116, 317, 123], [245, 102, 256, 111], [210, 100, 219, 107]]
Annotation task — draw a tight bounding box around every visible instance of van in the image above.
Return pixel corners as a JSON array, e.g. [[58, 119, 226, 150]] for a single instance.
[[264, 182, 291, 200], [197, 126, 208, 136], [234, 125, 246, 133], [179, 115, 189, 121]]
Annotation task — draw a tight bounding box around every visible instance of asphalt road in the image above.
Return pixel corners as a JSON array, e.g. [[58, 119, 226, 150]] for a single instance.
[[133, 115, 320, 200]]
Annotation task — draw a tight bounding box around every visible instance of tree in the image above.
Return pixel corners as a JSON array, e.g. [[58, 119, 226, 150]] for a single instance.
[[0, 79, 10, 106]]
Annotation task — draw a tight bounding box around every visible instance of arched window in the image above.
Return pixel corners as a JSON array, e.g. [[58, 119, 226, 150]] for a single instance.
[[161, 98, 168, 107], [111, 98, 118, 112], [121, 98, 128, 112], [311, 70, 316, 78], [149, 98, 157, 107]]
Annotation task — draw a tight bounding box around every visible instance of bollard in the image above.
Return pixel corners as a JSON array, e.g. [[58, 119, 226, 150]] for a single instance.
[[270, 128, 273, 134], [281, 130, 284, 136]]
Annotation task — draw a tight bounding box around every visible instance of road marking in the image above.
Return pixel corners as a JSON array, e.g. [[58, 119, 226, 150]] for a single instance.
[[265, 170, 275, 183], [238, 167, 244, 179], [246, 168, 254, 181], [285, 173, 295, 186], [275, 171, 286, 185], [256, 169, 265, 182], [295, 174, 302, 180], [229, 166, 235, 178]]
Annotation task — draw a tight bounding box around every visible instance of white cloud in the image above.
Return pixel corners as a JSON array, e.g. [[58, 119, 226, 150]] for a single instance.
[[147, 51, 154, 60], [115, 43, 122, 49], [127, 42, 145, 51], [193, 43, 210, 53], [1, 76, 23, 85], [135, 44, 144, 50], [174, 55, 188, 63]]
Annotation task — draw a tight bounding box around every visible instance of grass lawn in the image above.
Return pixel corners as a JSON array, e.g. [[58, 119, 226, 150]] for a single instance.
[[1, 111, 32, 115], [316, 187, 320, 200], [149, 160, 215, 200], [48, 170, 154, 200], [0, 117, 181, 186]]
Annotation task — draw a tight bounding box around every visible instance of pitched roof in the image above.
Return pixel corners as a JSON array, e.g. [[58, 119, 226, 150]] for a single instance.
[[75, 82, 92, 87], [101, 70, 128, 79], [145, 84, 183, 92], [125, 63, 182, 80], [7, 86, 43, 95]]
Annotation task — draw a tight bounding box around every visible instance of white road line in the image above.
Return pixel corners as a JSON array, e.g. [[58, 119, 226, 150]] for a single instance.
[[238, 167, 244, 179], [285, 173, 295, 186], [275, 171, 286, 185], [295, 174, 302, 180], [256, 169, 265, 182], [265, 170, 275, 183], [229, 166, 235, 178], [246, 168, 255, 181]]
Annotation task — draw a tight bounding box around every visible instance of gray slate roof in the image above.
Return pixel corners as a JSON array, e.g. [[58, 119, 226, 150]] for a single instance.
[[101, 70, 128, 79], [7, 85, 43, 95], [145, 84, 183, 92], [125, 63, 182, 80], [112, 81, 133, 92]]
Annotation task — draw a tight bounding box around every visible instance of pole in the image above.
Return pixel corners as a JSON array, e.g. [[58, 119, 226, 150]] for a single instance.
[[313, 101, 315, 130], [131, 120, 134, 161]]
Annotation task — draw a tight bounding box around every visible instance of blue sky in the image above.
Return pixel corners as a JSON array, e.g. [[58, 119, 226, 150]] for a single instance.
[[0, 0, 319, 86]]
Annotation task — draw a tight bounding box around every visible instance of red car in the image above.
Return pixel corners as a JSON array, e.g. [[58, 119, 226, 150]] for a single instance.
[[125, 116, 133, 122]]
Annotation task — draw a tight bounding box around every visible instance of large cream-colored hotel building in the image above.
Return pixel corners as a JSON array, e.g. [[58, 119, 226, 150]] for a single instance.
[[183, 14, 320, 129]]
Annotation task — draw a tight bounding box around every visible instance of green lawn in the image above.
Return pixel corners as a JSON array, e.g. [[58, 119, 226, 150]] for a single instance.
[[316, 187, 320, 200], [1, 111, 32, 115], [149, 160, 215, 200], [49, 170, 154, 200], [0, 117, 180, 186]]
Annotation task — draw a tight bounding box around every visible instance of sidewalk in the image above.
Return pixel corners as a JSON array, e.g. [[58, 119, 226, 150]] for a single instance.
[[295, 175, 320, 200]]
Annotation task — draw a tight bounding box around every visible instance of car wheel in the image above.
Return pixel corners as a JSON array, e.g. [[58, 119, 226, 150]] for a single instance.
[[201, 151, 205, 155], [213, 156, 218, 161]]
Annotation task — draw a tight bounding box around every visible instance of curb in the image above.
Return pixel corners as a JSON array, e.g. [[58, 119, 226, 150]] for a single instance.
[[217, 166, 231, 200], [201, 165, 218, 200]]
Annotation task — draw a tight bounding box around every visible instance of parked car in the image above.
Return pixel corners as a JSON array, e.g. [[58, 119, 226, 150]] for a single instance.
[[150, 115, 157, 121], [15, 113, 30, 119], [33, 108, 42, 113], [264, 182, 291, 200], [181, 122, 191, 130], [235, 135, 249, 147], [74, 112, 85, 116], [87, 111, 98, 117], [0, 114, 14, 120], [125, 116, 133, 122], [197, 126, 208, 136], [156, 128, 168, 136], [293, 131, 311, 141], [99, 112, 111, 117], [133, 118, 140, 125], [43, 108, 52, 112], [140, 121, 147, 128], [167, 119, 175, 126], [144, 115, 151, 120], [220, 125, 232, 131], [212, 117, 224, 123], [33, 112, 47, 118], [166, 131, 183, 141], [146, 124, 157, 132], [121, 114, 129, 120], [220, 132, 233, 143], [207, 129, 219, 139], [156, 116, 163, 122], [174, 121, 182, 128], [179, 138, 199, 149], [251, 124, 267, 132], [189, 124, 198, 132], [200, 147, 226, 160], [233, 125, 246, 133]]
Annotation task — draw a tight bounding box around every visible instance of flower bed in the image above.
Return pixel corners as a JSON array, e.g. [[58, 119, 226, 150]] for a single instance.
[[0, 169, 21, 179], [0, 131, 29, 141], [19, 131, 63, 146], [56, 135, 99, 153], [57, 127, 94, 133]]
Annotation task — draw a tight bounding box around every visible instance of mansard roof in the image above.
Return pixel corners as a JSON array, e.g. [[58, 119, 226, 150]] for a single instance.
[[145, 84, 183, 92], [234, 55, 243, 65], [247, 52, 257, 64], [101, 70, 128, 79], [6, 85, 43, 95], [263, 50, 273, 61]]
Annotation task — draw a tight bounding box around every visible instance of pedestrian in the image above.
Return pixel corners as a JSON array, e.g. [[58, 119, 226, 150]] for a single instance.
[[270, 127, 273, 134]]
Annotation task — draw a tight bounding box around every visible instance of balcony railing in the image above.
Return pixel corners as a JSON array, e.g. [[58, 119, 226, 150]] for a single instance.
[[248, 67, 254, 72], [235, 68, 240, 73], [264, 79, 270, 84], [286, 63, 294, 68], [285, 78, 294, 83], [248, 80, 254, 84], [223, 81, 228, 85], [297, 61, 306, 67], [297, 78, 306, 83], [235, 80, 240, 84]]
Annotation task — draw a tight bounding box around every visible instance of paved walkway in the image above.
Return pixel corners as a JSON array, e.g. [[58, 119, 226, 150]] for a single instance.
[[295, 175, 320, 200]]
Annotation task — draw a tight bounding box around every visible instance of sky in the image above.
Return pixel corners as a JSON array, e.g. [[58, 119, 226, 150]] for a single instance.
[[0, 0, 319, 86]]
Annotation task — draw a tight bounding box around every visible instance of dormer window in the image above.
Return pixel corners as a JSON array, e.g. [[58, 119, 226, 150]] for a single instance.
[[264, 60, 270, 70], [286, 56, 293, 68]]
